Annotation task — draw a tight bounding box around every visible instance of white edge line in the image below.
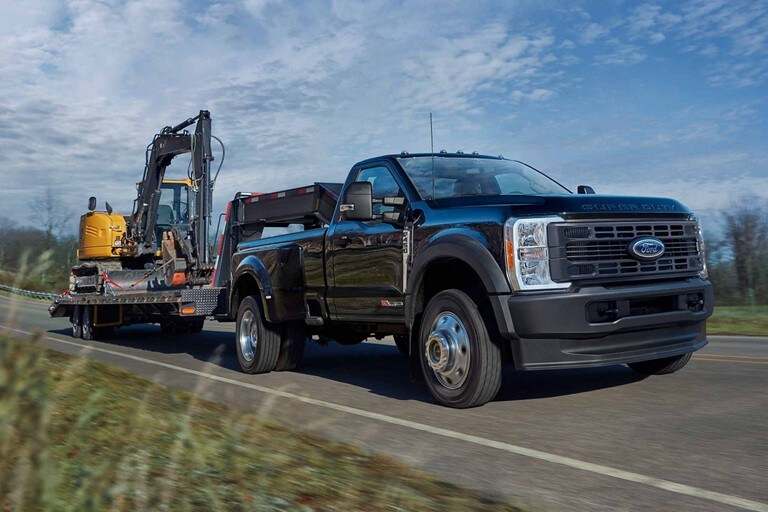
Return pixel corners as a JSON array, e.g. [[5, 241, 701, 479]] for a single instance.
[[2, 324, 767, 512]]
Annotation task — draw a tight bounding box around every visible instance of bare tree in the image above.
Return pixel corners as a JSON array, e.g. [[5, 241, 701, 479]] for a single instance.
[[723, 197, 768, 305], [32, 186, 74, 244]]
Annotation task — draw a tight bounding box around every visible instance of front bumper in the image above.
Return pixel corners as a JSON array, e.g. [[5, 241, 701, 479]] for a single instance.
[[489, 278, 714, 370]]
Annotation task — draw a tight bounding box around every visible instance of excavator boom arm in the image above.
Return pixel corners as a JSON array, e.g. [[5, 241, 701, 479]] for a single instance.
[[131, 110, 213, 267]]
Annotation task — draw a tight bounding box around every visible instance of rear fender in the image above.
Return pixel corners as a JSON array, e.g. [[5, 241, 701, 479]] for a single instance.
[[231, 255, 272, 320], [231, 246, 306, 323]]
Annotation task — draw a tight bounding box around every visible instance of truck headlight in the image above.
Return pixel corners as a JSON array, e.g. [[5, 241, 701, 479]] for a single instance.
[[504, 216, 571, 291], [693, 215, 708, 279]]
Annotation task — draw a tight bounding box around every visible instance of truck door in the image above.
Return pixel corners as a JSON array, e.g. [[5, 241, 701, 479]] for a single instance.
[[327, 164, 407, 322]]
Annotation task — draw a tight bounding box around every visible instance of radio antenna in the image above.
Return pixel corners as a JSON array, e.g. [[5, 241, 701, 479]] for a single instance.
[[430, 113, 435, 199]]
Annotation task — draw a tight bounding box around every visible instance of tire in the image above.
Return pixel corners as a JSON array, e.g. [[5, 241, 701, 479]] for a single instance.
[[394, 334, 409, 356], [627, 352, 692, 375], [71, 305, 83, 338], [419, 289, 502, 408], [81, 306, 95, 340], [274, 322, 306, 371], [235, 296, 280, 374]]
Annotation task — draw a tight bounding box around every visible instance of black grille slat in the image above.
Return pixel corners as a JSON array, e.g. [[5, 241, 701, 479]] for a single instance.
[[556, 220, 702, 281], [566, 239, 698, 261]]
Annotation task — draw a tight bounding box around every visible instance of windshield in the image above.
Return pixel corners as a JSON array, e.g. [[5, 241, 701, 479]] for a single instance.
[[157, 182, 190, 224], [396, 156, 570, 200]]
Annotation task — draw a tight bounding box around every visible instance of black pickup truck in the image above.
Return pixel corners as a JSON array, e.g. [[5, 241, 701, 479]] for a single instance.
[[214, 152, 713, 408]]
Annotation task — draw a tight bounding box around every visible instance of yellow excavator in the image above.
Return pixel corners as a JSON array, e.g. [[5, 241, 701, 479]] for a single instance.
[[51, 110, 226, 339], [71, 110, 220, 293]]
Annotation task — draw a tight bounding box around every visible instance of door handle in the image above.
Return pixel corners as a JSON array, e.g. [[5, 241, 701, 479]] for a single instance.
[[337, 235, 352, 247]]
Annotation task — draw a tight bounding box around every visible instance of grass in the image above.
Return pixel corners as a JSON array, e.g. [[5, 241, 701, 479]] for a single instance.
[[707, 306, 768, 336], [0, 335, 525, 512]]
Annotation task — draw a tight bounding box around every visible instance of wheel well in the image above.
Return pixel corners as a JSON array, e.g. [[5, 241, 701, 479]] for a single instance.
[[231, 273, 261, 317], [415, 258, 487, 317], [414, 258, 511, 362]]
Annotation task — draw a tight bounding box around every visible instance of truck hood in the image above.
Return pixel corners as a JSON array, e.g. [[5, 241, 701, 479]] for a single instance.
[[428, 194, 692, 219]]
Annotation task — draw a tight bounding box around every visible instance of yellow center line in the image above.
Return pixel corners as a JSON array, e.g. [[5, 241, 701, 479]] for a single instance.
[[696, 353, 768, 360], [693, 357, 768, 365]]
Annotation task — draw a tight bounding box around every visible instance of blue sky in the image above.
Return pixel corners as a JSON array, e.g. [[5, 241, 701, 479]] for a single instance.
[[0, 0, 766, 234]]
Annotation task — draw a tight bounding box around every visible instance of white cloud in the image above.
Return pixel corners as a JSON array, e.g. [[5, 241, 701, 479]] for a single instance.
[[579, 22, 610, 44], [594, 40, 646, 66], [510, 88, 555, 102], [0, 1, 569, 228], [0, 0, 764, 235]]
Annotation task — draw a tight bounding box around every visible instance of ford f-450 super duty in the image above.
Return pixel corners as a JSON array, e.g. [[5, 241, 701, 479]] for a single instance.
[[212, 152, 713, 408]]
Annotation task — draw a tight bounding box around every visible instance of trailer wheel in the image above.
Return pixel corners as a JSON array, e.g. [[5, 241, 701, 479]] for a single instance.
[[235, 296, 280, 374], [71, 306, 83, 338], [81, 306, 95, 340], [274, 322, 306, 371], [419, 289, 502, 408], [627, 352, 692, 375]]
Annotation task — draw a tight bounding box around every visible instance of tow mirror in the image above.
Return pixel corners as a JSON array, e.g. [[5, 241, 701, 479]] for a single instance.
[[382, 196, 406, 207], [341, 182, 373, 221], [88, 196, 97, 211], [382, 211, 403, 225], [577, 185, 595, 195]]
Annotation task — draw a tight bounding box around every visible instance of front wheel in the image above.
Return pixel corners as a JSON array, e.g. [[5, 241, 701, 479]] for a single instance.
[[627, 352, 692, 375], [235, 296, 280, 374], [419, 289, 502, 408]]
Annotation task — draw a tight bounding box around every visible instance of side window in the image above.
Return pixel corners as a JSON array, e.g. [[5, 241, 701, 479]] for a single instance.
[[356, 166, 402, 215]]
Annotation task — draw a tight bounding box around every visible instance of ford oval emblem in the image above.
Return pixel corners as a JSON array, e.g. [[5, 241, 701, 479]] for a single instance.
[[628, 237, 665, 261]]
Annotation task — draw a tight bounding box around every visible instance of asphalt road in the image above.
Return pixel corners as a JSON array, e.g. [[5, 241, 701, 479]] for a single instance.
[[2, 294, 766, 511]]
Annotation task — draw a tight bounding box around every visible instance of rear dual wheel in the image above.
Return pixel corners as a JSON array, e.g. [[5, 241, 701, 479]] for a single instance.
[[235, 296, 307, 374], [275, 322, 306, 372], [236, 297, 281, 374]]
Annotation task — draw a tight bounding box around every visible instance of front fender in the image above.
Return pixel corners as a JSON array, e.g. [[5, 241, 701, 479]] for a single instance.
[[406, 232, 511, 325]]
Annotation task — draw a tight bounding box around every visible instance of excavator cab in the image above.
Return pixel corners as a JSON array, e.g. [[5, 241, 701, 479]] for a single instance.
[[154, 179, 193, 242]]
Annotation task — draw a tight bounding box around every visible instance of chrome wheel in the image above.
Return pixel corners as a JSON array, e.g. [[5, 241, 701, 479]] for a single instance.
[[425, 312, 471, 390], [238, 309, 258, 362]]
